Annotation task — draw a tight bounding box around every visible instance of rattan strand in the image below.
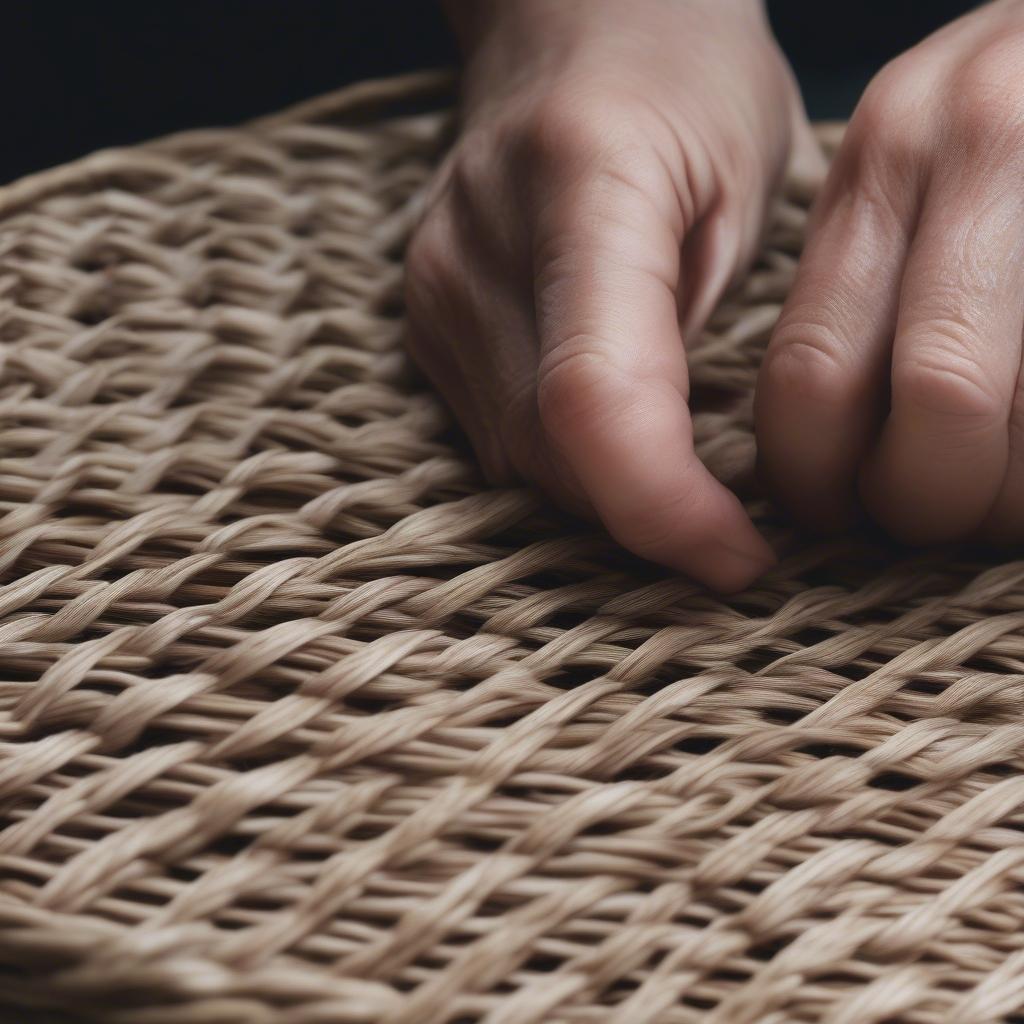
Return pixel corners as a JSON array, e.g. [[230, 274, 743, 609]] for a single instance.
[[2, 72, 1024, 1024]]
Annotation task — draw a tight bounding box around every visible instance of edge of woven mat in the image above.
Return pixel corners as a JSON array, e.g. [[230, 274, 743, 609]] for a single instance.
[[0, 68, 457, 218]]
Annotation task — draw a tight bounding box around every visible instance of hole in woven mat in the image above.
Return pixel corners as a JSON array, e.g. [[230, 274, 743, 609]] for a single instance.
[[707, 966, 753, 986], [679, 994, 717, 1011], [334, 412, 370, 428], [73, 306, 111, 327], [71, 253, 112, 273], [145, 474, 213, 499], [733, 650, 783, 675], [521, 952, 565, 974], [543, 607, 602, 634], [747, 935, 792, 963], [787, 624, 847, 650], [578, 819, 635, 839], [732, 877, 768, 898], [165, 863, 199, 884], [868, 771, 918, 792], [794, 742, 865, 760], [963, 652, 1024, 677], [459, 832, 504, 854], [473, 899, 511, 921], [204, 913, 249, 934], [546, 665, 605, 692], [78, 387, 139, 406], [346, 822, 393, 842], [373, 294, 406, 326], [763, 705, 804, 725], [674, 734, 725, 756], [209, 831, 256, 857], [0, 862, 46, 890], [344, 693, 401, 716], [901, 678, 946, 696], [617, 761, 673, 782], [108, 883, 172, 912], [480, 709, 535, 729], [629, 878, 659, 896], [385, 975, 418, 993], [50, 497, 130, 522], [1, 663, 44, 685], [131, 722, 209, 755], [599, 977, 642, 1003]]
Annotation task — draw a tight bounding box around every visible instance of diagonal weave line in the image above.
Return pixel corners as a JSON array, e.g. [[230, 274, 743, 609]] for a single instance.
[[1, 73, 1024, 1024]]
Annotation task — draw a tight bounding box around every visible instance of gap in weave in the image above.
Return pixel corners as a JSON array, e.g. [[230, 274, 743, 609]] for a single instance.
[[901, 678, 945, 696], [762, 705, 804, 725], [867, 770, 919, 792], [795, 741, 866, 759], [675, 734, 725, 756], [747, 934, 794, 963], [208, 912, 249, 932], [679, 993, 717, 1012], [735, 649, 795, 676], [72, 305, 112, 328]]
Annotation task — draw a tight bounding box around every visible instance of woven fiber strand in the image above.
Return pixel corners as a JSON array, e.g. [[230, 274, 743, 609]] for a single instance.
[[2, 71, 1024, 1024]]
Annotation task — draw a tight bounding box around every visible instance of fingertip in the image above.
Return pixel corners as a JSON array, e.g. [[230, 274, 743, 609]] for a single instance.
[[659, 499, 776, 593], [588, 442, 774, 592], [706, 533, 777, 593]]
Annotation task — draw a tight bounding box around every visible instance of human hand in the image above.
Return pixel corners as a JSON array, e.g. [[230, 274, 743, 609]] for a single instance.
[[758, 0, 1024, 545], [405, 0, 814, 590]]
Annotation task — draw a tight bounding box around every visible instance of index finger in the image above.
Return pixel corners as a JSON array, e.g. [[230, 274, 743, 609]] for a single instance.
[[533, 174, 775, 591]]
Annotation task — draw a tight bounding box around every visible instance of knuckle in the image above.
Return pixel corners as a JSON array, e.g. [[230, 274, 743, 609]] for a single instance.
[[537, 343, 622, 439], [893, 343, 1004, 426], [760, 326, 852, 408], [848, 60, 932, 170], [855, 62, 924, 129], [446, 128, 495, 206], [948, 39, 1024, 143], [404, 212, 455, 315], [511, 86, 624, 176]]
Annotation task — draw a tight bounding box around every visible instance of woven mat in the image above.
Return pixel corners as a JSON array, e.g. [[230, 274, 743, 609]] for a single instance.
[[3, 71, 1024, 1024]]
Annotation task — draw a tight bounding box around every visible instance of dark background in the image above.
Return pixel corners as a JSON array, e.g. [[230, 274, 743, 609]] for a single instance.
[[0, 1, 977, 183]]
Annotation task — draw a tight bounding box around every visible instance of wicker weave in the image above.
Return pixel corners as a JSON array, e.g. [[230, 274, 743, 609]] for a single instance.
[[2, 70, 1024, 1024]]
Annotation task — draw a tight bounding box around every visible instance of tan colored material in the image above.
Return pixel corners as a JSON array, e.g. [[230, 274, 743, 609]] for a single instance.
[[1, 72, 1023, 1024]]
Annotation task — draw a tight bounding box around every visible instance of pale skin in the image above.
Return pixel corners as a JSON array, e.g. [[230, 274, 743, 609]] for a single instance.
[[405, 0, 1024, 591]]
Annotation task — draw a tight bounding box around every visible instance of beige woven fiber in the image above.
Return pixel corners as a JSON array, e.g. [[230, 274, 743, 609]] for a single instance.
[[4, 71, 1024, 1024]]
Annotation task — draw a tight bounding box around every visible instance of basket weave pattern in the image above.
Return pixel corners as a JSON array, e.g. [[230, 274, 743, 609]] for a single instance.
[[2, 74, 1024, 1024]]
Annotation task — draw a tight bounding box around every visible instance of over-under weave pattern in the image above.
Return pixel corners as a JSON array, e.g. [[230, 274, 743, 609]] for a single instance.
[[2, 73, 1024, 1024]]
